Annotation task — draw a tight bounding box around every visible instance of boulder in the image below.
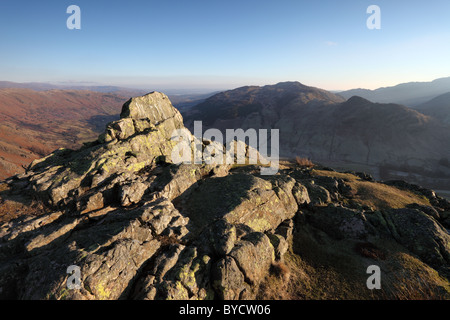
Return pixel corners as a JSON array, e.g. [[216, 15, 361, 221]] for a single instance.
[[384, 208, 450, 270], [179, 173, 298, 234], [22, 92, 193, 208], [212, 256, 248, 300], [229, 232, 275, 286]]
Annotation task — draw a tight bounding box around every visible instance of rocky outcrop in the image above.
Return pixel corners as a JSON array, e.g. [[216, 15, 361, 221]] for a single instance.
[[0, 92, 449, 300]]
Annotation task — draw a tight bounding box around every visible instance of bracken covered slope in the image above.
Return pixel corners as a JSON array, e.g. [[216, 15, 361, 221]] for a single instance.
[[0, 88, 129, 180], [0, 92, 449, 300]]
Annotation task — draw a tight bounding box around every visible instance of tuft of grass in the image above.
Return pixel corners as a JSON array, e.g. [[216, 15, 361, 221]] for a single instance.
[[0, 182, 10, 193], [271, 261, 291, 282], [354, 242, 386, 260], [295, 157, 315, 168]]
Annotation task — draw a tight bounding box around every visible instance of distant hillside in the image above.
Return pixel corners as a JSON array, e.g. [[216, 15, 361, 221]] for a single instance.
[[339, 77, 450, 107], [0, 88, 129, 179], [183, 81, 345, 129], [183, 82, 450, 188], [414, 92, 450, 125], [0, 86, 217, 180], [0, 81, 147, 96]]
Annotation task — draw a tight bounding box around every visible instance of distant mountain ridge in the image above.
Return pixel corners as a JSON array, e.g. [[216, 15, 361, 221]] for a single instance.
[[414, 92, 450, 125], [0, 81, 147, 96], [182, 82, 450, 188], [338, 77, 450, 106], [183, 81, 345, 129]]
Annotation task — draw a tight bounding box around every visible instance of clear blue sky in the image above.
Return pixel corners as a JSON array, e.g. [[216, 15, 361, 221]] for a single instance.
[[1, 0, 449, 92]]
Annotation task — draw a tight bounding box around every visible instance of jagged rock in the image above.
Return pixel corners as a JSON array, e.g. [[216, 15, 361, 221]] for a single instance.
[[155, 164, 215, 201], [22, 92, 190, 208], [131, 245, 213, 300], [82, 238, 160, 300], [292, 183, 311, 206], [179, 173, 298, 234], [212, 256, 248, 300], [268, 234, 288, 261], [442, 211, 450, 229], [160, 246, 212, 300], [307, 204, 374, 240], [199, 219, 237, 257], [304, 181, 331, 205], [406, 203, 441, 220], [145, 198, 189, 237], [79, 192, 104, 213], [383, 208, 450, 270], [229, 232, 275, 286], [119, 181, 148, 206], [267, 219, 294, 261], [275, 219, 294, 242]]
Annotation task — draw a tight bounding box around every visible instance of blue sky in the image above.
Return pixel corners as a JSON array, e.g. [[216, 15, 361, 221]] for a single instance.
[[0, 0, 449, 92]]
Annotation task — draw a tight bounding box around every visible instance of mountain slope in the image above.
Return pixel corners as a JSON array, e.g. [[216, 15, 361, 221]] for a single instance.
[[338, 77, 450, 106], [0, 88, 129, 179], [184, 81, 345, 130], [183, 83, 450, 175], [414, 92, 450, 125], [0, 81, 148, 96]]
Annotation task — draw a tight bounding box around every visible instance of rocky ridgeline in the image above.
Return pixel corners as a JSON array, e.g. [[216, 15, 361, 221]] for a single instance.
[[0, 92, 449, 300]]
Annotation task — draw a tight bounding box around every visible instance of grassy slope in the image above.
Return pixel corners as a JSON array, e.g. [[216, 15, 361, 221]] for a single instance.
[[257, 167, 449, 300]]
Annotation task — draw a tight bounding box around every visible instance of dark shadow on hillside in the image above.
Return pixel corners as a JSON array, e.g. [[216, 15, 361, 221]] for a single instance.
[[86, 114, 120, 133]]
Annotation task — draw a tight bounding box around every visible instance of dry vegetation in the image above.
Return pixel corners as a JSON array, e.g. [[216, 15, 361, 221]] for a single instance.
[[295, 157, 315, 168], [0, 88, 126, 179], [312, 169, 430, 210], [256, 166, 448, 300], [0, 182, 46, 224], [258, 246, 450, 300]]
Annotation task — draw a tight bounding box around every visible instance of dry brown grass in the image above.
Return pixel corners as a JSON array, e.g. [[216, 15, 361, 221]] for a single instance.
[[295, 157, 315, 168], [0, 183, 47, 224], [382, 252, 450, 300], [271, 261, 291, 282], [257, 247, 450, 300], [257, 251, 370, 300], [312, 169, 359, 181], [0, 199, 45, 224], [312, 169, 431, 210], [352, 181, 430, 210]]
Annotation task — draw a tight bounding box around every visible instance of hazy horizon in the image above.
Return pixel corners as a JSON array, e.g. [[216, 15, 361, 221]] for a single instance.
[[1, 76, 450, 96], [1, 0, 450, 92]]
